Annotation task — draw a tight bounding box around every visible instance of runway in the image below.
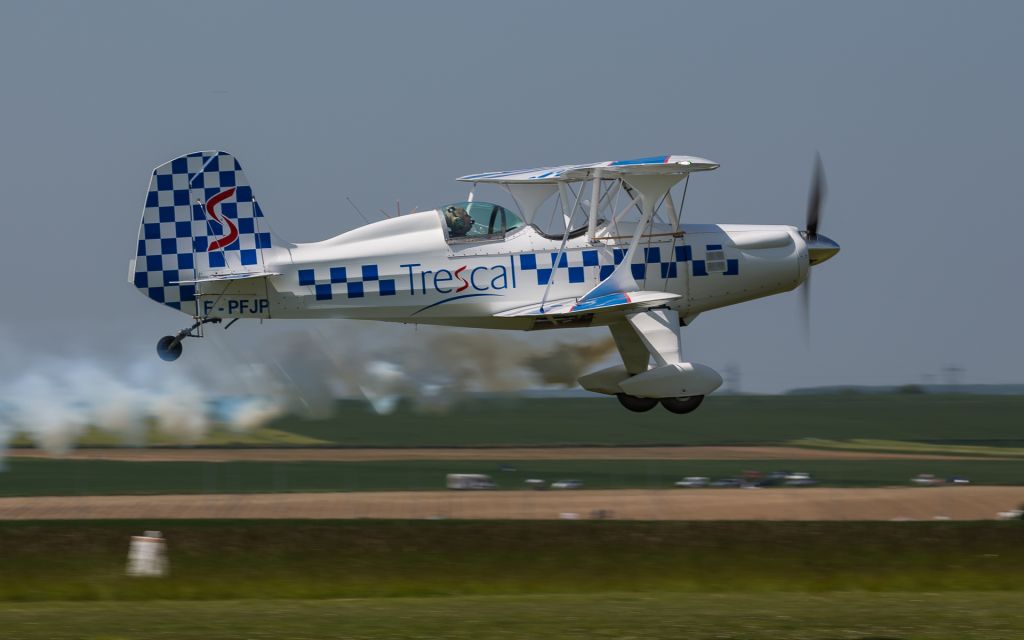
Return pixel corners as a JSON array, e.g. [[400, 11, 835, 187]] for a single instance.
[[0, 486, 1019, 521]]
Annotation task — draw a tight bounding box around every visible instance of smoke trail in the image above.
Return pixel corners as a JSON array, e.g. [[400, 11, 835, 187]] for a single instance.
[[262, 324, 619, 415], [0, 321, 621, 455], [0, 351, 289, 458]]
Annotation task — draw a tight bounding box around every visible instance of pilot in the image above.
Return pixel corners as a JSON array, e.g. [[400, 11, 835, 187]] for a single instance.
[[444, 205, 473, 237]]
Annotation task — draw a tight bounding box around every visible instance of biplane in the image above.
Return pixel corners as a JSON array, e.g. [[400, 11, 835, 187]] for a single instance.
[[130, 152, 838, 413]]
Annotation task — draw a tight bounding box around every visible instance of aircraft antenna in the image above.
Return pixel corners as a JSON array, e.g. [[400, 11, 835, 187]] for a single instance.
[[345, 196, 370, 224]]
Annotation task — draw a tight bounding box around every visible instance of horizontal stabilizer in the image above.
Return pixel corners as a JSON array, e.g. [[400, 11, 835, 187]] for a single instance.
[[495, 291, 679, 318], [171, 271, 280, 285]]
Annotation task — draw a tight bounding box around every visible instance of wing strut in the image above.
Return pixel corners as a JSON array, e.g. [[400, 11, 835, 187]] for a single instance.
[[578, 173, 686, 304], [538, 180, 586, 313]]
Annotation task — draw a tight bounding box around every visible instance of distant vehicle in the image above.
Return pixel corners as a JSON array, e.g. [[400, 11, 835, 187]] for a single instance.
[[524, 478, 547, 490], [911, 473, 944, 487], [784, 472, 817, 487], [674, 476, 710, 488], [551, 479, 583, 490], [446, 474, 496, 490], [948, 476, 971, 485], [710, 478, 744, 488], [754, 471, 788, 487]]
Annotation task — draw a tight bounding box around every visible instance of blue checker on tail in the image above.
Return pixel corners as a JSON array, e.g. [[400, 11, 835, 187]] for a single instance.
[[133, 151, 277, 315]]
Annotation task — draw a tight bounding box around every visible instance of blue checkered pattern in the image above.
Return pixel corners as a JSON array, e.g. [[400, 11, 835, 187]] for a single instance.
[[298, 264, 397, 301], [517, 243, 736, 285], [691, 244, 739, 276], [132, 151, 272, 312]]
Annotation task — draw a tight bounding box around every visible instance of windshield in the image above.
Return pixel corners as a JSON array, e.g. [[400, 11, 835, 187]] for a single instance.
[[441, 201, 523, 240]]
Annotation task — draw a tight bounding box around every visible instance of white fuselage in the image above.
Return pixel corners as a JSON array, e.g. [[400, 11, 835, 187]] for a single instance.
[[197, 210, 808, 330]]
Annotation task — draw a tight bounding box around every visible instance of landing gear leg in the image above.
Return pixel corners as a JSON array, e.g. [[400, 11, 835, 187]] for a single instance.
[[156, 317, 221, 362]]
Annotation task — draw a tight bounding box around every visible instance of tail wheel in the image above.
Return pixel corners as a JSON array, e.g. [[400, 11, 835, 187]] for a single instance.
[[616, 393, 658, 413], [156, 336, 183, 362], [661, 395, 704, 414]]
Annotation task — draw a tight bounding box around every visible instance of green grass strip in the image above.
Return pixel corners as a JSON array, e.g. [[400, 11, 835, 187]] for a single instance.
[[2, 592, 1024, 639], [2, 457, 1023, 496], [1, 520, 1023, 601]]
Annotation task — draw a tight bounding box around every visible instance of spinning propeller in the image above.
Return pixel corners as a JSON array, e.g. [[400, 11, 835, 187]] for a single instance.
[[800, 154, 840, 342]]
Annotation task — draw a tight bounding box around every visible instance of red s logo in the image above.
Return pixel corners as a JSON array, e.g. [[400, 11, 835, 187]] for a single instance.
[[454, 265, 469, 292], [205, 188, 238, 252]]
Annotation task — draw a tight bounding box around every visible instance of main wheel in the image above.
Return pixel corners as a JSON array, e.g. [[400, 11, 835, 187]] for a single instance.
[[616, 393, 658, 413], [157, 336, 183, 362], [661, 395, 704, 414]]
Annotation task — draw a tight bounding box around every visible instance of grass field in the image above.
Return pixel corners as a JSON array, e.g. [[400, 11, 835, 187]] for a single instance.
[[9, 394, 1023, 451], [3, 457, 1023, 496], [3, 592, 1024, 639], [263, 395, 1024, 448], [1, 520, 1023, 601], [4, 521, 1023, 638]]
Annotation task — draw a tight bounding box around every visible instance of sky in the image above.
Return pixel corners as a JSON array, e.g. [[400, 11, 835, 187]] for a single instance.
[[0, 0, 1021, 393]]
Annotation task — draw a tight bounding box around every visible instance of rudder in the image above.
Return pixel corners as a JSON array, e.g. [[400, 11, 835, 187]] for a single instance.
[[130, 151, 275, 314]]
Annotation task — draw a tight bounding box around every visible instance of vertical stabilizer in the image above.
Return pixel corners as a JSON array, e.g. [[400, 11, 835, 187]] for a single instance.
[[130, 151, 275, 314]]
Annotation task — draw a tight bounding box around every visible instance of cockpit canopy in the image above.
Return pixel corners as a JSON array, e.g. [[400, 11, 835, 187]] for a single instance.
[[441, 201, 524, 240]]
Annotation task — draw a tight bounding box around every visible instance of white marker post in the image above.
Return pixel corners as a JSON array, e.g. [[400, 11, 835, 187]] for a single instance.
[[126, 530, 168, 577]]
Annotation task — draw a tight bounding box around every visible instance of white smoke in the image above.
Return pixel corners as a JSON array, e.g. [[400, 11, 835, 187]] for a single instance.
[[0, 348, 288, 458], [222, 397, 285, 433], [0, 322, 618, 458], [265, 324, 618, 415]]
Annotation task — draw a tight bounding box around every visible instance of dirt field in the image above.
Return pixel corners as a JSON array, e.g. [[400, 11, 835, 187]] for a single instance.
[[1, 487, 1020, 521], [4, 446, 997, 462]]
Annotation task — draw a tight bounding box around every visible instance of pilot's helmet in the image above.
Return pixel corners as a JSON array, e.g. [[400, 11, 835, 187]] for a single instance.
[[445, 205, 472, 236]]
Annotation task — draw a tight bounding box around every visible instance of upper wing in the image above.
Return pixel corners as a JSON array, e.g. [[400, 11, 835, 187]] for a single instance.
[[458, 155, 718, 184]]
